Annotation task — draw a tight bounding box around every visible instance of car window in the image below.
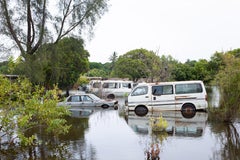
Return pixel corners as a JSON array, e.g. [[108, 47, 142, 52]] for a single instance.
[[81, 95, 92, 101], [68, 95, 81, 102]]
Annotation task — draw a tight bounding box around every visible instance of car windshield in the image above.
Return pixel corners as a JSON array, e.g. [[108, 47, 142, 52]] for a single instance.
[[89, 94, 101, 100]]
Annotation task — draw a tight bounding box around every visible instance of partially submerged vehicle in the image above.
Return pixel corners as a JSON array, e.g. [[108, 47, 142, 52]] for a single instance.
[[88, 80, 134, 99], [127, 80, 208, 114], [58, 93, 118, 110], [127, 110, 208, 137]]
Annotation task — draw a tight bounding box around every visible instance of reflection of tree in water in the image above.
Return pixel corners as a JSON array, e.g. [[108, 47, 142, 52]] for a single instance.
[[209, 122, 240, 160], [143, 132, 168, 160], [0, 116, 96, 159]]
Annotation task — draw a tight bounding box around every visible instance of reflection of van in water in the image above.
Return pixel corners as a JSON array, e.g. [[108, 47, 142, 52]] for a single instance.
[[89, 80, 134, 99], [127, 111, 208, 137], [127, 80, 208, 113]]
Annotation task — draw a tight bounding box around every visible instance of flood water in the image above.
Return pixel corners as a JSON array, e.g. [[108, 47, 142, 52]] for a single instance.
[[1, 88, 240, 160]]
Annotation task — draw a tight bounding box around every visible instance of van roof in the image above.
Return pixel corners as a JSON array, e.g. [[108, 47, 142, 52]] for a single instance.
[[102, 80, 133, 83], [136, 80, 204, 86]]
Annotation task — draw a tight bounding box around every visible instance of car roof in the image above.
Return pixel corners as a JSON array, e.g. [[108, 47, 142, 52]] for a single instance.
[[70, 93, 95, 96]]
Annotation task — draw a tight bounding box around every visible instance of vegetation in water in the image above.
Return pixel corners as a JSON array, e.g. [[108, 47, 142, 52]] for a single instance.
[[0, 76, 71, 147], [150, 115, 168, 132], [209, 50, 240, 122]]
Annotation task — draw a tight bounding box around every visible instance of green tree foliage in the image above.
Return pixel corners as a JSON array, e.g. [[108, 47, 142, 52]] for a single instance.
[[112, 48, 161, 81], [158, 55, 177, 82], [208, 52, 225, 77], [87, 68, 108, 77], [88, 62, 111, 78], [14, 37, 89, 89], [90, 62, 104, 70], [55, 37, 89, 88], [76, 75, 89, 87], [172, 59, 211, 83], [0, 76, 70, 146], [0, 0, 109, 57], [211, 53, 240, 122], [0, 60, 8, 73], [109, 51, 118, 70]]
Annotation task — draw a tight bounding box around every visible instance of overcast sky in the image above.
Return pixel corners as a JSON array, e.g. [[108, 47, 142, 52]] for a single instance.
[[84, 0, 240, 63]]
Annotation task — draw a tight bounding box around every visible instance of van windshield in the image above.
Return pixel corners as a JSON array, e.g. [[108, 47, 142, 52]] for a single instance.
[[131, 86, 148, 96]]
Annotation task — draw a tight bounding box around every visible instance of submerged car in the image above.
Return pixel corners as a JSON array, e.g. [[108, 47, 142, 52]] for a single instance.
[[58, 93, 118, 110]]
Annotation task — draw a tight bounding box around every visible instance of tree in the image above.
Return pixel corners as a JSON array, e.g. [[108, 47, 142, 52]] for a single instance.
[[0, 60, 8, 73], [88, 62, 112, 78], [14, 37, 89, 89], [55, 37, 89, 89], [194, 59, 211, 83], [87, 68, 107, 77], [0, 0, 109, 57], [109, 51, 118, 70], [0, 76, 70, 147], [212, 53, 240, 122], [112, 48, 161, 82], [158, 55, 177, 82], [208, 51, 225, 77]]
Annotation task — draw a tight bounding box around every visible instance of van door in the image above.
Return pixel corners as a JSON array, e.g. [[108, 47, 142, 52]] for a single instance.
[[151, 85, 175, 110], [127, 85, 150, 107]]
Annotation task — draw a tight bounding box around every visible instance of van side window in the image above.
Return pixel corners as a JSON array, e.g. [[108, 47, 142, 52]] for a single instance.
[[103, 82, 118, 88], [152, 85, 173, 95], [131, 86, 148, 96], [122, 83, 132, 88], [175, 83, 203, 94], [93, 82, 101, 88]]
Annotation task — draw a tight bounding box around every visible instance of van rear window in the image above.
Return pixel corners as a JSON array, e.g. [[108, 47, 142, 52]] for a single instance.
[[175, 83, 202, 94]]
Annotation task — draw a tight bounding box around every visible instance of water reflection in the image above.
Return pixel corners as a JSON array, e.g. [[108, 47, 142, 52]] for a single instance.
[[127, 111, 207, 136], [85, 109, 145, 160], [1, 104, 240, 160], [208, 121, 240, 160], [207, 85, 221, 108], [126, 110, 208, 159]]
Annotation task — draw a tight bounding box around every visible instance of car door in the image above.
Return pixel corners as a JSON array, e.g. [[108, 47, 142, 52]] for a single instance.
[[151, 85, 175, 110], [81, 95, 95, 107], [66, 95, 82, 109]]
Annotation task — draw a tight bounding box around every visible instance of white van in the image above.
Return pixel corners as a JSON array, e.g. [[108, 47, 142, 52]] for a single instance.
[[89, 80, 134, 99], [101, 80, 133, 99], [127, 80, 208, 113]]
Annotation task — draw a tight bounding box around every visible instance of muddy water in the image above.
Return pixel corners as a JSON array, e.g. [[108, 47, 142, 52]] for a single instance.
[[1, 87, 240, 160], [57, 107, 239, 160]]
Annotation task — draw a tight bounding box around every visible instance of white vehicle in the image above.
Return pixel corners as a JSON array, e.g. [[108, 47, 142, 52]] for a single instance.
[[89, 80, 134, 99], [127, 111, 208, 137], [127, 80, 208, 113]]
